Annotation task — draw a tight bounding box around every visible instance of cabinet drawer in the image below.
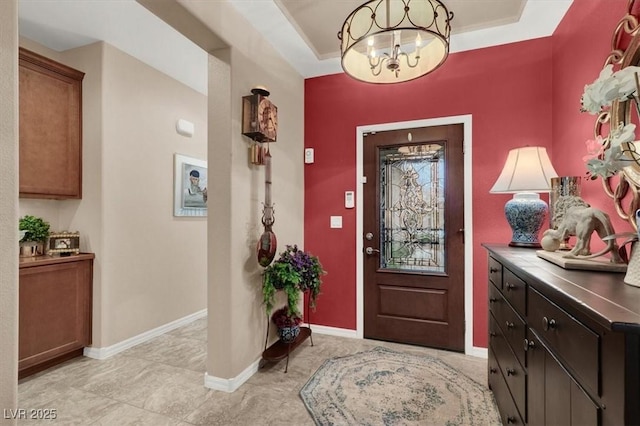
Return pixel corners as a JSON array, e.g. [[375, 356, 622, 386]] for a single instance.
[[489, 284, 526, 367], [488, 347, 525, 426], [489, 257, 503, 289], [503, 268, 526, 316], [489, 314, 526, 418], [528, 286, 599, 395]]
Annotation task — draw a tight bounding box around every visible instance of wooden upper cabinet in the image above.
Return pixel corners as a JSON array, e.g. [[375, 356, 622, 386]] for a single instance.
[[19, 47, 85, 199]]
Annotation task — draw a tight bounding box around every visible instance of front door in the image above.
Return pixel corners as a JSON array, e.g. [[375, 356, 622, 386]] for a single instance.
[[363, 124, 465, 351]]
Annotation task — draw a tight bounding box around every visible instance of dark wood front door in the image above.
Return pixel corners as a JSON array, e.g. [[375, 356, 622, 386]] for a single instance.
[[363, 124, 465, 351]]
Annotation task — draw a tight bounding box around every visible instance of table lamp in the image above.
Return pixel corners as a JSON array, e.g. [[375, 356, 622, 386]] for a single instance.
[[490, 147, 558, 247]]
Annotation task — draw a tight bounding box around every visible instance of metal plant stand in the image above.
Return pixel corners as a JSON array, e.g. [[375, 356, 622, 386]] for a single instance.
[[261, 291, 314, 373]]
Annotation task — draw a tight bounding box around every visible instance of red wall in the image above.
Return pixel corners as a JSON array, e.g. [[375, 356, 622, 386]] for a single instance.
[[304, 0, 632, 349], [552, 0, 630, 237]]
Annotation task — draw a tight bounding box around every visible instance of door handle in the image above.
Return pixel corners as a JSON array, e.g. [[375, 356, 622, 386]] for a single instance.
[[365, 247, 380, 255]]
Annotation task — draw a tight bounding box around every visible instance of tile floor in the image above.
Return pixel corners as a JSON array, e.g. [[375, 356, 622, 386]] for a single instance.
[[17, 318, 489, 425]]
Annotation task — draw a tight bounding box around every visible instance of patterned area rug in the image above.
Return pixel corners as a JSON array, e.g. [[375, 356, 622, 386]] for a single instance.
[[300, 346, 500, 426]]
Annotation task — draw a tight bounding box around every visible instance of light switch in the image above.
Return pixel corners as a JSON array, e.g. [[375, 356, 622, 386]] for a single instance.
[[330, 216, 343, 228]]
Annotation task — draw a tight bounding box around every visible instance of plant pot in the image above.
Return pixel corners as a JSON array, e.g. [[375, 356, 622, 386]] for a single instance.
[[19, 241, 44, 257], [277, 325, 300, 343]]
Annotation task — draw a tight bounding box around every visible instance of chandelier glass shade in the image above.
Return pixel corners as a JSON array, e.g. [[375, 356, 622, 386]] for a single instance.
[[338, 0, 453, 84]]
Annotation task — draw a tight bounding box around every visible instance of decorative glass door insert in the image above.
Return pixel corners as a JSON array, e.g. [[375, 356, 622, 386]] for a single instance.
[[379, 143, 445, 273]]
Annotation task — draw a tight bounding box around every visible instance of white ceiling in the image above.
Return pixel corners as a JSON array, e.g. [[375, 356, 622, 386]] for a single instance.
[[18, 0, 573, 95], [274, 0, 528, 60]]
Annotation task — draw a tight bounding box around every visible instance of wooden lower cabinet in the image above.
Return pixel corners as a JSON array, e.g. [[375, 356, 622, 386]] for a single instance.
[[19, 254, 94, 379], [485, 244, 640, 426], [527, 329, 599, 426]]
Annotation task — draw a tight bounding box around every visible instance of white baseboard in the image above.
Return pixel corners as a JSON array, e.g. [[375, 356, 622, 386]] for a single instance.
[[204, 358, 261, 393], [308, 324, 358, 339], [466, 346, 488, 359], [83, 309, 207, 360]]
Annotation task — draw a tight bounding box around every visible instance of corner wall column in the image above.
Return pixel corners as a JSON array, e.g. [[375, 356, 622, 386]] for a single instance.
[[0, 0, 20, 422], [206, 50, 234, 379]]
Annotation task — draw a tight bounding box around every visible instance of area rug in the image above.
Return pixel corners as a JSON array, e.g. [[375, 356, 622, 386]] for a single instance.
[[300, 346, 500, 425]]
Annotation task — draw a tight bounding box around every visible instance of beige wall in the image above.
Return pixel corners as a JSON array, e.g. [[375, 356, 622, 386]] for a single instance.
[[173, 0, 305, 379], [58, 42, 106, 345], [17, 38, 208, 347], [0, 0, 18, 422], [100, 43, 208, 345], [12, 0, 304, 386]]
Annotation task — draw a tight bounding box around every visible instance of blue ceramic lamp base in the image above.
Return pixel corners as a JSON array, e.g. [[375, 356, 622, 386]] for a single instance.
[[504, 193, 548, 248]]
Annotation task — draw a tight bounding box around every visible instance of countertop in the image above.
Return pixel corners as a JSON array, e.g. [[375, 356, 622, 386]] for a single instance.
[[19, 253, 95, 269], [483, 244, 640, 334]]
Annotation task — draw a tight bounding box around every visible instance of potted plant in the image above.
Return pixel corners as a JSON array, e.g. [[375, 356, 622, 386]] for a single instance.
[[262, 244, 326, 317], [271, 306, 302, 343], [18, 215, 50, 257]]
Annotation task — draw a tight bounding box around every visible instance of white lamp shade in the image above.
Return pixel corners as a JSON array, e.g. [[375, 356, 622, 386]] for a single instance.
[[490, 147, 558, 193]]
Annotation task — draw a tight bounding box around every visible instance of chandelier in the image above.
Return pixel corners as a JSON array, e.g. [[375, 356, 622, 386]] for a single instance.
[[338, 0, 453, 84]]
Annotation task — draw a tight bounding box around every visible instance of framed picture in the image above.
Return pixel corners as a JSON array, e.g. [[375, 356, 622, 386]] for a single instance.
[[47, 232, 80, 256], [174, 153, 208, 217]]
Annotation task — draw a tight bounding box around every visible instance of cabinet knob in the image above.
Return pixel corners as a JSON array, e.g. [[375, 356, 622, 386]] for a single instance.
[[506, 368, 516, 376], [507, 416, 516, 424], [490, 267, 499, 273], [489, 331, 497, 338], [489, 297, 498, 303], [505, 321, 514, 329], [542, 316, 557, 331], [506, 283, 516, 291], [524, 338, 535, 351], [489, 367, 498, 374]]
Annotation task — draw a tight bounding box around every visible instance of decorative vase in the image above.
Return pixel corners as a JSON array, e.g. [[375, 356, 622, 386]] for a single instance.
[[277, 325, 300, 343], [624, 209, 640, 288], [19, 241, 44, 257], [504, 193, 548, 247]]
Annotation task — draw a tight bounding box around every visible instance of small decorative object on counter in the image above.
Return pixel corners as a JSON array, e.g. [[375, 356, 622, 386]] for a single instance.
[[48, 231, 81, 256], [549, 176, 582, 250], [19, 215, 50, 257], [540, 196, 624, 263], [623, 210, 640, 287]]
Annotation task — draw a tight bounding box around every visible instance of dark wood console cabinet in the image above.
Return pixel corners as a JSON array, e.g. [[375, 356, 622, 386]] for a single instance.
[[19, 47, 84, 199], [485, 244, 640, 426], [19, 254, 94, 379]]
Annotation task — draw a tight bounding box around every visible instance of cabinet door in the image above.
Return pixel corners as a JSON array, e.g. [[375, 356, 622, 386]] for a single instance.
[[527, 331, 545, 426], [545, 348, 571, 426], [527, 329, 600, 426], [19, 260, 92, 375], [19, 48, 84, 199]]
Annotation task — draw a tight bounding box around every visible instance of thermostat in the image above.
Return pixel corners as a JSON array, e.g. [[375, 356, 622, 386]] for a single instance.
[[305, 148, 315, 164], [345, 191, 355, 209]]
